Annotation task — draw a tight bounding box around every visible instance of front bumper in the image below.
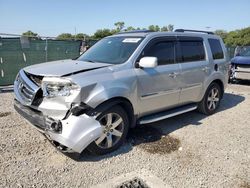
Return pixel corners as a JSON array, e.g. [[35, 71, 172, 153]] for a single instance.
[[234, 71, 250, 80], [231, 64, 250, 80], [14, 100, 102, 153]]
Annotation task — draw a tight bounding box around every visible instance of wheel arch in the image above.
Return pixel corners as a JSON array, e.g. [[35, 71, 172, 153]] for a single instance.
[[211, 79, 224, 98], [88, 97, 136, 128]]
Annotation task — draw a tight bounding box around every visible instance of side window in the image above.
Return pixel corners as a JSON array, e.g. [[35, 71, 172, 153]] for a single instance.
[[208, 39, 224, 59], [144, 41, 175, 65], [179, 41, 205, 62]]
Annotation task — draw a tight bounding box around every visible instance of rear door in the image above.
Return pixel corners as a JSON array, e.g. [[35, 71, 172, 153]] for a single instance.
[[177, 36, 210, 104], [135, 37, 181, 116]]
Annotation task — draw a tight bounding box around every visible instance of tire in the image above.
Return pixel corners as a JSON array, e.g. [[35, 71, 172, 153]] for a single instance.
[[87, 105, 129, 155], [198, 82, 222, 115]]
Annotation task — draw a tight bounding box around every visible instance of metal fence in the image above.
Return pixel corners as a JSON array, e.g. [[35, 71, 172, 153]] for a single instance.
[[226, 46, 236, 59], [0, 33, 98, 86]]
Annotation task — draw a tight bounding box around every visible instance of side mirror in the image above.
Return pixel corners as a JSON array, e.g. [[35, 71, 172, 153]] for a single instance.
[[139, 57, 158, 68]]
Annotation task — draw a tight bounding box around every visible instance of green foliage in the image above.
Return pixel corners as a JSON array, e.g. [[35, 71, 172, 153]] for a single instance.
[[114, 22, 125, 31], [148, 24, 174, 32], [56, 33, 89, 40], [75, 33, 89, 40], [56, 33, 73, 40], [224, 27, 250, 46], [214, 30, 228, 40], [126, 26, 136, 31], [22, 23, 250, 46], [22, 30, 38, 37], [213, 27, 250, 46], [161, 26, 168, 32], [167, 24, 174, 32], [148, 25, 160, 31], [55, 22, 176, 40], [54, 21, 250, 46], [92, 29, 117, 39]]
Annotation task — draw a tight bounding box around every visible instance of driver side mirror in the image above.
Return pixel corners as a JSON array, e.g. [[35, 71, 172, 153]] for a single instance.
[[138, 57, 158, 68]]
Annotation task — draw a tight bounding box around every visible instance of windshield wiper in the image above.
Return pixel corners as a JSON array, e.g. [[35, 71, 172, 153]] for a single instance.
[[83, 59, 95, 63]]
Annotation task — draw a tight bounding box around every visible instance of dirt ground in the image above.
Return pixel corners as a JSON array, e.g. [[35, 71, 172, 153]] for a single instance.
[[0, 83, 249, 188]]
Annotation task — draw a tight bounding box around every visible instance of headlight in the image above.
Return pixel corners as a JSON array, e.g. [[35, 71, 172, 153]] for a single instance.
[[41, 77, 80, 98]]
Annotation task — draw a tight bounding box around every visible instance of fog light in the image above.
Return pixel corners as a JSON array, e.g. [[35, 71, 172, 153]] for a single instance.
[[50, 121, 62, 133]]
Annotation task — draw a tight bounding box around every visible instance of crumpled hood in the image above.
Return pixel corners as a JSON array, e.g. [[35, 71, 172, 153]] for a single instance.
[[24, 59, 111, 76], [231, 56, 250, 65]]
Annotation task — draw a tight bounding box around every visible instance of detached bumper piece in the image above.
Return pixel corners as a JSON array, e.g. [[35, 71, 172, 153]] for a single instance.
[[14, 100, 103, 153]]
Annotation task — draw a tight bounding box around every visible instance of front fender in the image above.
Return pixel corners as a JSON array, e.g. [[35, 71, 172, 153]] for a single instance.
[[83, 82, 137, 110]]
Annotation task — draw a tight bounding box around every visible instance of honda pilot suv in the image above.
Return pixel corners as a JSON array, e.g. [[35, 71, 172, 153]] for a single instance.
[[14, 29, 229, 155]]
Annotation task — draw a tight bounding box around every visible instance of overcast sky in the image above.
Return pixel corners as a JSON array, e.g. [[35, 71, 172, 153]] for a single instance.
[[0, 0, 249, 37]]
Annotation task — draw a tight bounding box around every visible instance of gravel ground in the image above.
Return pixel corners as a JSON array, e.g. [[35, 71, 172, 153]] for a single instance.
[[0, 84, 249, 188]]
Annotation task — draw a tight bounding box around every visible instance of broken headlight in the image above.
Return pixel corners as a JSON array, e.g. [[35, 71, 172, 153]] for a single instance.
[[41, 77, 80, 98]]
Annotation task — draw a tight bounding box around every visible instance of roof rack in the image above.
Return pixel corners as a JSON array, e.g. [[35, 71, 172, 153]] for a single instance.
[[117, 30, 154, 34], [174, 29, 214, 35]]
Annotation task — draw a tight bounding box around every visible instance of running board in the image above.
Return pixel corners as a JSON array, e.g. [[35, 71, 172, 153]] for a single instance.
[[139, 104, 197, 124]]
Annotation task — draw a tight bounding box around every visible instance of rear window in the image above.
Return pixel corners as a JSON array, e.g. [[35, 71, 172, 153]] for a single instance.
[[179, 41, 205, 62], [208, 39, 224, 59]]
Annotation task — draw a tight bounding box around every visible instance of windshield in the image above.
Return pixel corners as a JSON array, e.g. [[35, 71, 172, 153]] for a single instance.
[[235, 46, 250, 57], [78, 36, 143, 64]]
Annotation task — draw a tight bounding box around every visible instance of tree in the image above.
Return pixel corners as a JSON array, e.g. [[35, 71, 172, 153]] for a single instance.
[[75, 33, 89, 40], [214, 30, 228, 41], [167, 24, 174, 32], [161, 26, 168, 32], [56, 33, 73, 40], [92, 29, 115, 39], [148, 25, 160, 31], [22, 30, 38, 37], [126, 26, 136, 31], [114, 22, 125, 31], [224, 27, 250, 46]]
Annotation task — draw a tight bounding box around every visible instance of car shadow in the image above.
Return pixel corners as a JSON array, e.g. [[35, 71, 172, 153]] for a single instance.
[[140, 92, 245, 135], [0, 86, 14, 93], [231, 80, 250, 86], [64, 92, 245, 161]]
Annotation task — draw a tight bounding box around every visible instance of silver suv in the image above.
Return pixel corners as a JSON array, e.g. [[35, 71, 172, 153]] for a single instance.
[[14, 29, 229, 155]]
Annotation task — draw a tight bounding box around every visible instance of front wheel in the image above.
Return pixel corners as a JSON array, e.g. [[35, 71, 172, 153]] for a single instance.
[[198, 83, 222, 115], [87, 105, 129, 155]]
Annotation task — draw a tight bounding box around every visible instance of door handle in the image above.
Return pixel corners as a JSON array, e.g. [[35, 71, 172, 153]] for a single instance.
[[168, 72, 179, 78], [202, 67, 210, 72]]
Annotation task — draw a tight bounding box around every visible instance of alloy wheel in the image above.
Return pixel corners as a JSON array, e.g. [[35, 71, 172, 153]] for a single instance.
[[95, 113, 124, 149], [207, 88, 220, 111]]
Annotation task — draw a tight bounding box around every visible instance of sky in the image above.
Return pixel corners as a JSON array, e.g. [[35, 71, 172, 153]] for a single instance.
[[0, 0, 250, 37]]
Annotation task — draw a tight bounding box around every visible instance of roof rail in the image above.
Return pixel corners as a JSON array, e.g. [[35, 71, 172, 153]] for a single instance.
[[174, 29, 214, 35], [117, 30, 154, 34]]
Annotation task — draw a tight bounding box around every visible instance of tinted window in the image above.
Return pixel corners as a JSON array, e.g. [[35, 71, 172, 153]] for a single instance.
[[208, 39, 224, 59], [144, 41, 175, 65], [179, 41, 205, 62]]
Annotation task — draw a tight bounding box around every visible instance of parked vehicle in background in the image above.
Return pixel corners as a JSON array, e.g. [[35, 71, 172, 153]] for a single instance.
[[229, 46, 250, 82], [14, 29, 229, 155]]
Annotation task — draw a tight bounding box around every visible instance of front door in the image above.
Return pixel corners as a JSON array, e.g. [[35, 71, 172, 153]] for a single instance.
[[135, 37, 181, 116]]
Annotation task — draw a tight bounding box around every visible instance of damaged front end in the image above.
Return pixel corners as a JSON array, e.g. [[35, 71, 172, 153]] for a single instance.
[[14, 69, 102, 153], [230, 63, 250, 81]]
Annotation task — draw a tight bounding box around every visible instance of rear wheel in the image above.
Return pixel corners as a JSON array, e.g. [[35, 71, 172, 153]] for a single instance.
[[87, 105, 129, 155], [198, 82, 222, 115]]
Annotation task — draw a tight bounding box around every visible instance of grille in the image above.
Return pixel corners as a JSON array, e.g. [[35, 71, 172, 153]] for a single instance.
[[15, 70, 40, 105]]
